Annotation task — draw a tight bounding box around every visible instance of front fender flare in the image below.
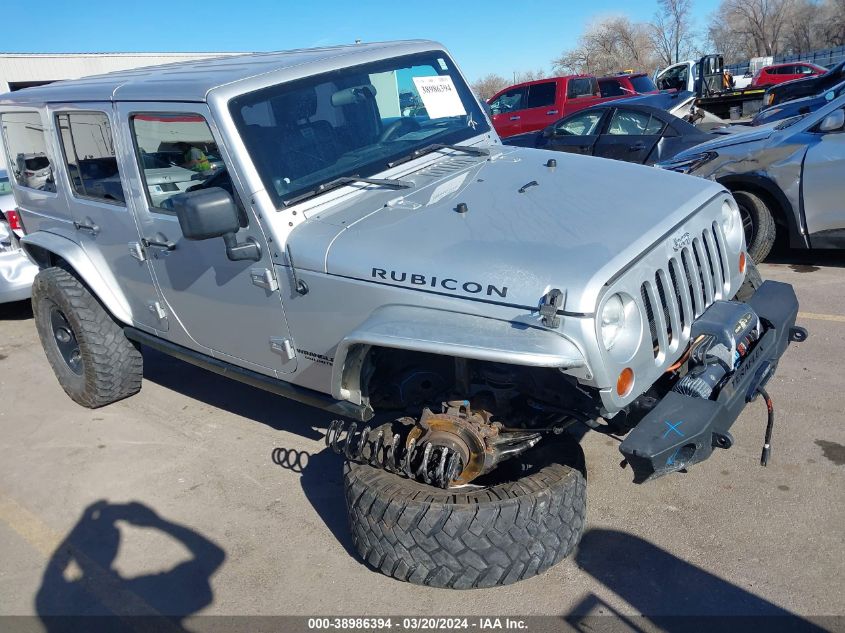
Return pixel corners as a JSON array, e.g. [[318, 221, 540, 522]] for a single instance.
[[21, 231, 134, 324], [331, 305, 587, 405]]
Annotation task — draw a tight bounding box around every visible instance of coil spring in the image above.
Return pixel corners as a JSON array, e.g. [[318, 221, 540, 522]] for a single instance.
[[326, 420, 464, 489]]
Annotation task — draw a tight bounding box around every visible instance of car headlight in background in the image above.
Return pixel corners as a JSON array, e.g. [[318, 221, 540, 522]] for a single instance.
[[656, 151, 718, 174], [600, 293, 642, 362]]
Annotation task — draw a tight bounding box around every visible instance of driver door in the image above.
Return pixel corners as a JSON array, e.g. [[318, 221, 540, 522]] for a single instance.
[[114, 101, 297, 375], [546, 109, 607, 156], [593, 108, 664, 164], [802, 107, 845, 246]]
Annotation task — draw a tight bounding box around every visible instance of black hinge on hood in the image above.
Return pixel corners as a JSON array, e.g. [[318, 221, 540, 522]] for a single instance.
[[539, 289, 564, 328]]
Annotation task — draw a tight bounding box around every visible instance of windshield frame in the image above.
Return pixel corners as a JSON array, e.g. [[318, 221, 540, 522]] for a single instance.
[[227, 50, 489, 209]]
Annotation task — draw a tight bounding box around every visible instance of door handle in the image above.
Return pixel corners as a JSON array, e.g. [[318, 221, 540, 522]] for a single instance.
[[509, 115, 521, 121], [629, 142, 646, 151], [546, 109, 559, 115], [73, 219, 99, 236], [142, 235, 176, 251]]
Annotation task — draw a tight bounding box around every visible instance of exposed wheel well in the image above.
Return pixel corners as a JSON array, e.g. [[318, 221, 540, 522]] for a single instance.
[[717, 175, 804, 248]]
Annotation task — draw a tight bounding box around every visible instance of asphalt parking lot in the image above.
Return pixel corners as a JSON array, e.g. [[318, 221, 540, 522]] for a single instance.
[[0, 255, 843, 628]]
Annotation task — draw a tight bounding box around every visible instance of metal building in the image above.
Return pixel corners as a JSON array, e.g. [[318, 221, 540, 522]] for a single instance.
[[0, 52, 245, 169]]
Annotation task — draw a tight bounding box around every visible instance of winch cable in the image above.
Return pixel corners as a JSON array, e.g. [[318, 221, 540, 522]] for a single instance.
[[757, 387, 775, 466]]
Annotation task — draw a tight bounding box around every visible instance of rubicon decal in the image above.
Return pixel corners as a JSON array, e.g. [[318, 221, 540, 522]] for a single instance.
[[371, 268, 508, 298]]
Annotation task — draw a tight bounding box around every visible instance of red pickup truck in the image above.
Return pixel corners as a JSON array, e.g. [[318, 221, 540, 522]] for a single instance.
[[487, 75, 619, 138]]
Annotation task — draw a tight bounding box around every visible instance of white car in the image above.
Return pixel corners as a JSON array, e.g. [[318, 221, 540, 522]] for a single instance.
[[0, 169, 38, 303]]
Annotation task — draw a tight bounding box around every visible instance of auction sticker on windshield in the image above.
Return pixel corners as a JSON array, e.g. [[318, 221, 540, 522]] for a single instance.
[[412, 76, 467, 119]]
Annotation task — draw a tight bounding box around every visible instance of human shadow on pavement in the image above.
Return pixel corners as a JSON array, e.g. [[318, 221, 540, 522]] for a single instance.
[[36, 500, 225, 633], [139, 345, 328, 440], [569, 528, 827, 632], [271, 446, 356, 558]]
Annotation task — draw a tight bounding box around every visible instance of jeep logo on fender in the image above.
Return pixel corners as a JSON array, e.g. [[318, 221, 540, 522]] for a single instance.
[[371, 268, 508, 298]]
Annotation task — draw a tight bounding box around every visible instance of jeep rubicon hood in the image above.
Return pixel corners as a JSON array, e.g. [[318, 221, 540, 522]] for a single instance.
[[290, 147, 725, 314]]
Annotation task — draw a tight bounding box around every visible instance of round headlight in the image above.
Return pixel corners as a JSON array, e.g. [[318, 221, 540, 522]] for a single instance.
[[721, 198, 743, 249], [601, 294, 625, 351], [600, 293, 642, 362]]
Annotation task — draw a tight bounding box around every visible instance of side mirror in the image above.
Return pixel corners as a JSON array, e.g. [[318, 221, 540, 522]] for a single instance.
[[819, 109, 845, 133], [170, 187, 261, 261]]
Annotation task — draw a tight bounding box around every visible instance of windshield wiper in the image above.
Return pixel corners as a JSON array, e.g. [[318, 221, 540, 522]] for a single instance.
[[282, 175, 413, 207], [387, 143, 489, 169]]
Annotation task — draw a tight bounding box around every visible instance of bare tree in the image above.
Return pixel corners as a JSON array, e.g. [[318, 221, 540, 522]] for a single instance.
[[714, 0, 794, 57], [471, 74, 510, 100], [553, 16, 660, 76], [651, 0, 696, 66]]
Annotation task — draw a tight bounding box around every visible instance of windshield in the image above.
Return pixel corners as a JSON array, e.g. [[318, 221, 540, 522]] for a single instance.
[[229, 51, 488, 208]]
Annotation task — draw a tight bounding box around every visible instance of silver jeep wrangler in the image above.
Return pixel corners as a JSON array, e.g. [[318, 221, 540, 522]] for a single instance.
[[0, 40, 805, 589]]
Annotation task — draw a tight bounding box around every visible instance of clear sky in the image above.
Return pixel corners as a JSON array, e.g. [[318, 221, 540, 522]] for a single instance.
[[2, 0, 720, 81]]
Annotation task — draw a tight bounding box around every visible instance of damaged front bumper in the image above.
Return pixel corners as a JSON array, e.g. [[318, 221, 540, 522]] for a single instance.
[[619, 280, 806, 483]]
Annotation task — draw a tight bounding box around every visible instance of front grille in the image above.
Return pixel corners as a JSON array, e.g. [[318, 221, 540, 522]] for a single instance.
[[640, 222, 730, 361]]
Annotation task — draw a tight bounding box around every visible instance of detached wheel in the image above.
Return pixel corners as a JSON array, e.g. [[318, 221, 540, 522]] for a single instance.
[[344, 439, 586, 589], [32, 266, 142, 408], [733, 190, 776, 263]]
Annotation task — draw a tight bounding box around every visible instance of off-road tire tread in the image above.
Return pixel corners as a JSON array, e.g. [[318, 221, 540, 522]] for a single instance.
[[344, 453, 586, 589], [734, 190, 776, 263], [32, 266, 142, 408]]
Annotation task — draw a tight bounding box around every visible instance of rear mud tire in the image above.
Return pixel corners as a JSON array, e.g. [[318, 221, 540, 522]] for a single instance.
[[734, 190, 776, 263], [344, 439, 586, 588], [32, 266, 142, 408]]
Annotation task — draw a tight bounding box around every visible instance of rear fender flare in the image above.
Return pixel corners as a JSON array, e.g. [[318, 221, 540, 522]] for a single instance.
[[21, 231, 133, 324], [331, 304, 588, 405]]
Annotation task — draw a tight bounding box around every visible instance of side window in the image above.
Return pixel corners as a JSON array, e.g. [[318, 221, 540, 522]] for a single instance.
[[0, 111, 56, 192], [567, 78, 596, 99], [56, 112, 125, 204], [489, 87, 527, 114], [607, 110, 664, 135], [600, 80, 625, 98], [130, 113, 223, 211], [525, 82, 557, 109], [555, 111, 603, 136]]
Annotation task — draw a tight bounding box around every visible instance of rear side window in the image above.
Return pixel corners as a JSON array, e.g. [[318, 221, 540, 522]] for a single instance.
[[525, 82, 556, 108], [56, 112, 125, 204], [599, 79, 625, 98], [0, 111, 56, 192], [629, 75, 657, 93], [607, 109, 664, 135], [567, 78, 596, 99]]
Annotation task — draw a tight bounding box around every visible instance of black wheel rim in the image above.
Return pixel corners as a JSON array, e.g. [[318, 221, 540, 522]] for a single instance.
[[739, 204, 755, 247], [50, 307, 83, 375]]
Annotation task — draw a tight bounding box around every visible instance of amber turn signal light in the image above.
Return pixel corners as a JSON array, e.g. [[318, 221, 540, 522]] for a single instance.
[[616, 368, 634, 397], [739, 252, 747, 274]]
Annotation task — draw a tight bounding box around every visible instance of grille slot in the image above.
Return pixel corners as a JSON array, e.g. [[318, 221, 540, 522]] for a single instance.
[[639, 226, 728, 364]]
